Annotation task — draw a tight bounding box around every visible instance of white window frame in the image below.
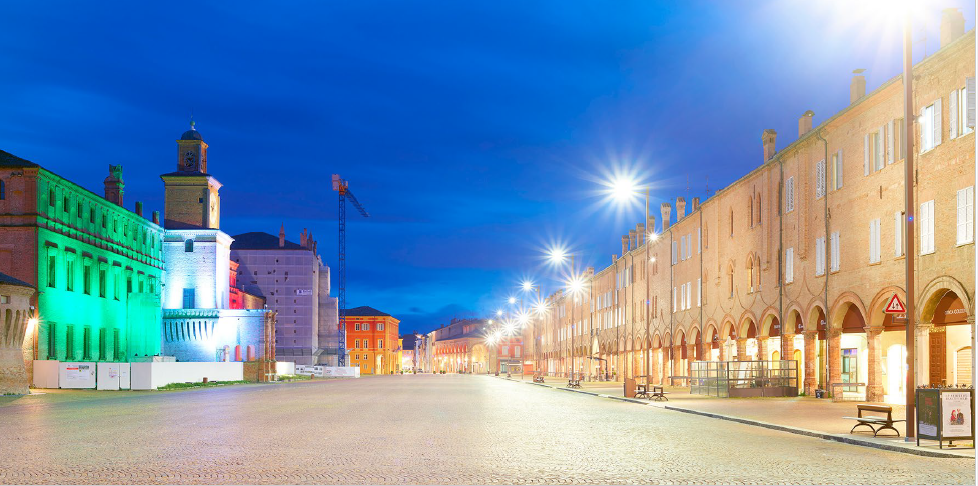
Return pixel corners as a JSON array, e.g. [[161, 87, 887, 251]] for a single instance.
[[832, 149, 844, 190], [920, 99, 942, 153], [785, 177, 795, 213], [951, 87, 974, 139], [920, 200, 935, 255], [830, 232, 840, 272], [784, 247, 794, 283], [894, 211, 905, 257], [957, 187, 974, 245], [815, 237, 826, 276], [696, 278, 701, 307], [869, 218, 881, 264]]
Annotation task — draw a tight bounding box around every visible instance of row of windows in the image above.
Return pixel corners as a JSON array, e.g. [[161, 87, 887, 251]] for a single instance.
[[353, 338, 383, 349], [45, 322, 124, 361], [45, 246, 156, 298], [353, 322, 384, 331], [39, 182, 160, 256]]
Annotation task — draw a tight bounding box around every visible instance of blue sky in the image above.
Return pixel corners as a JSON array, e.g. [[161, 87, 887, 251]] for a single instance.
[[1, 1, 973, 334]]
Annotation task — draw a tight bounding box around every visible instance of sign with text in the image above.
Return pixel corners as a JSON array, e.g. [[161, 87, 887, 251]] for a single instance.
[[916, 388, 975, 449], [941, 391, 973, 439]]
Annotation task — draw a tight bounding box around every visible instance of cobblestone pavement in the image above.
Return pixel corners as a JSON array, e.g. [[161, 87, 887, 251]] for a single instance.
[[0, 375, 973, 485]]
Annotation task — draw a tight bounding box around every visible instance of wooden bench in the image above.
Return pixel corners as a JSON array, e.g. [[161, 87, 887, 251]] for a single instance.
[[567, 378, 582, 389], [634, 383, 650, 399], [843, 404, 905, 437], [650, 385, 669, 401]]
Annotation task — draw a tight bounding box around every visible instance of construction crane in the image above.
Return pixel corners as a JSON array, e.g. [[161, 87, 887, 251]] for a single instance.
[[331, 174, 369, 367]]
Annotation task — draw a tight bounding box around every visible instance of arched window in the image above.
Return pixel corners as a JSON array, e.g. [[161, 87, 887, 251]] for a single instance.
[[184, 239, 193, 252], [729, 210, 734, 236], [756, 193, 762, 225], [748, 196, 754, 227], [747, 258, 754, 293], [755, 256, 762, 290], [727, 265, 734, 298]]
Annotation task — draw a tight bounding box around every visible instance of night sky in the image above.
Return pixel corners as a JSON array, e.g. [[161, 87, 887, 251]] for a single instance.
[[1, 1, 973, 334]]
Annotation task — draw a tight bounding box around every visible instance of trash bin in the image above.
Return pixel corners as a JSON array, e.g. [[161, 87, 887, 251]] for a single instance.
[[815, 389, 825, 398]]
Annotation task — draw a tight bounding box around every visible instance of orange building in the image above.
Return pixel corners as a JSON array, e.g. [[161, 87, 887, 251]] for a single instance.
[[345, 306, 400, 374]]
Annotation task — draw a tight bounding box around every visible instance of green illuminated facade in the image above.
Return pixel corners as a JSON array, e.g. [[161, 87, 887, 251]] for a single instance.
[[0, 151, 164, 363]]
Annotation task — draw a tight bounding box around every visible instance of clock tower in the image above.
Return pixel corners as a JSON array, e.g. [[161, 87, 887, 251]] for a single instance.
[[161, 122, 222, 229]]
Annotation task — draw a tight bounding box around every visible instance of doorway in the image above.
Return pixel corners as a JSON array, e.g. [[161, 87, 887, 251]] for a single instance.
[[929, 330, 946, 387]]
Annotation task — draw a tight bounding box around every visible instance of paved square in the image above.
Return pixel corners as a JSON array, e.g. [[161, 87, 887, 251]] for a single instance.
[[0, 375, 973, 484]]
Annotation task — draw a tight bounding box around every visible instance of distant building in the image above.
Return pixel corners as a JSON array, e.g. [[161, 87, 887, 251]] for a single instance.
[[426, 317, 524, 374], [345, 306, 400, 374], [159, 123, 275, 363], [0, 151, 165, 375], [230, 227, 339, 366]]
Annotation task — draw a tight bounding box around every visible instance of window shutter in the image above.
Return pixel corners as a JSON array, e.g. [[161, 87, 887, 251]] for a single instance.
[[894, 211, 903, 256], [686, 233, 692, 259], [968, 187, 975, 244], [933, 97, 942, 147], [967, 77, 976, 129], [887, 120, 895, 164], [836, 149, 844, 189], [876, 127, 885, 171], [862, 134, 869, 176], [950, 90, 959, 139], [697, 228, 701, 254], [697, 278, 701, 307], [957, 189, 966, 244], [816, 160, 825, 198], [672, 286, 676, 312], [672, 240, 677, 264]]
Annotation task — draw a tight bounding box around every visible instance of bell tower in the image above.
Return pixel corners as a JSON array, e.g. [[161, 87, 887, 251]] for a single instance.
[[162, 121, 222, 229], [176, 120, 208, 173]]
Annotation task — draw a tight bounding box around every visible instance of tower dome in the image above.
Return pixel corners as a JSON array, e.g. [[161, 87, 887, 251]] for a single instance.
[[180, 120, 203, 141]]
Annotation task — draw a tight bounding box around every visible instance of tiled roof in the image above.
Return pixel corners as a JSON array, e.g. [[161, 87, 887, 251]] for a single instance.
[[231, 232, 306, 250], [0, 271, 33, 288], [0, 149, 40, 168], [346, 306, 392, 317]]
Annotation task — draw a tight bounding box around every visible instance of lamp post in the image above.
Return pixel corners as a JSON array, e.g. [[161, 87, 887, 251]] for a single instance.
[[549, 248, 581, 381], [901, 8, 916, 440]]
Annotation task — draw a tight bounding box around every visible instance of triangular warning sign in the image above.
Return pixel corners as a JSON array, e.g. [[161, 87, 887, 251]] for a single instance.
[[884, 294, 907, 314]]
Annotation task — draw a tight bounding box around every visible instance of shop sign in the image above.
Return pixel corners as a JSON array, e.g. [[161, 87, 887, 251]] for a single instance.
[[942, 392, 973, 438]]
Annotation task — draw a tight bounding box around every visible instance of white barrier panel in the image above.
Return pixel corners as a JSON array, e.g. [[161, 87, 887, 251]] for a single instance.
[[59, 362, 97, 389], [96, 363, 130, 390], [276, 361, 296, 376], [32, 360, 60, 389], [130, 362, 244, 390], [322, 367, 360, 378], [295, 365, 324, 376]]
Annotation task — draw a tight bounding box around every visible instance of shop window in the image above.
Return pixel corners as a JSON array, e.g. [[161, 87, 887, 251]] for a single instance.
[[82, 326, 92, 360], [47, 253, 57, 288], [47, 322, 57, 359], [98, 267, 106, 298]]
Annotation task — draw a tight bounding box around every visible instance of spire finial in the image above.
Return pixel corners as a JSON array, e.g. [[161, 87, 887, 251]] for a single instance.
[[190, 109, 195, 130]]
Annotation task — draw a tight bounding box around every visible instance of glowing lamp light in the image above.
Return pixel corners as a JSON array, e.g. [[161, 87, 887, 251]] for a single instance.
[[26, 318, 38, 334], [496, 309, 503, 317], [521, 280, 534, 292], [648, 232, 658, 242], [548, 246, 568, 264], [508, 297, 517, 304], [610, 175, 639, 203]]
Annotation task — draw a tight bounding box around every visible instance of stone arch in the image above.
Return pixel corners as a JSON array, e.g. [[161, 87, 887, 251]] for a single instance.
[[720, 317, 737, 340], [784, 303, 805, 334], [759, 306, 780, 337], [737, 309, 759, 337], [829, 291, 867, 329], [806, 301, 828, 333], [866, 285, 906, 329], [651, 332, 662, 349], [918, 275, 973, 323]]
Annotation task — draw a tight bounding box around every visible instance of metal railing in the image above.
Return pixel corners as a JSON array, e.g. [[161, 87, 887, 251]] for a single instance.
[[691, 360, 799, 398]]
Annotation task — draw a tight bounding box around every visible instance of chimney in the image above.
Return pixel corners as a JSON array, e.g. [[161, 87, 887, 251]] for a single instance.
[[300, 228, 308, 247], [621, 235, 629, 255], [850, 69, 866, 104], [134, 201, 143, 217], [676, 197, 686, 220], [103, 164, 124, 206], [279, 223, 286, 248], [661, 203, 672, 230], [941, 8, 965, 48], [798, 110, 814, 137], [152, 211, 160, 225], [636, 223, 645, 246], [762, 129, 777, 162], [691, 197, 700, 213], [647, 215, 657, 236], [628, 229, 637, 250]]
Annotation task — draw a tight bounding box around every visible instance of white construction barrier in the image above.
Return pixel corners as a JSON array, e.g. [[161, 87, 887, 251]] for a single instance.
[[275, 361, 296, 376], [59, 362, 97, 389], [32, 360, 60, 389], [294, 365, 359, 378], [96, 363, 130, 390], [130, 362, 244, 390]]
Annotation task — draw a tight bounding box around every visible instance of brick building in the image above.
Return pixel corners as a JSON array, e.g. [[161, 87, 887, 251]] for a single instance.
[[527, 18, 975, 404], [230, 227, 339, 366], [346, 306, 400, 374], [0, 151, 165, 375]]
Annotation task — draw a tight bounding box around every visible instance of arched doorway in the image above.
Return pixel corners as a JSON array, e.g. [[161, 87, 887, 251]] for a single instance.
[[927, 290, 971, 386], [839, 304, 868, 397]]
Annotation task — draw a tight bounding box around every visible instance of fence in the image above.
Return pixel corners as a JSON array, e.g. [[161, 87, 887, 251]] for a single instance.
[[691, 360, 799, 398]]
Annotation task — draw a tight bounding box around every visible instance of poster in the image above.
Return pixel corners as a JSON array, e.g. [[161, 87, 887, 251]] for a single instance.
[[65, 364, 91, 382], [916, 389, 940, 438], [940, 391, 972, 438]]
